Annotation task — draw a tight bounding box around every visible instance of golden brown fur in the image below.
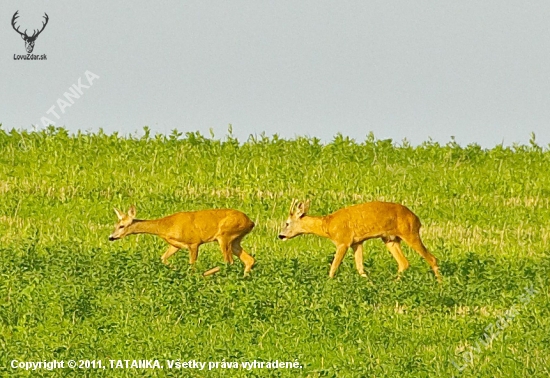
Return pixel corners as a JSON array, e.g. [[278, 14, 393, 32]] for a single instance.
[[109, 206, 255, 274], [279, 200, 441, 281]]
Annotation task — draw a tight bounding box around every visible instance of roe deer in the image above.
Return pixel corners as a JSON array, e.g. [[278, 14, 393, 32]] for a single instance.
[[278, 200, 441, 281], [109, 206, 255, 275]]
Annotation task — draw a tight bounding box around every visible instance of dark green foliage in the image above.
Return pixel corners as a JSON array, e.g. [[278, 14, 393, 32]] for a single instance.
[[0, 127, 549, 377]]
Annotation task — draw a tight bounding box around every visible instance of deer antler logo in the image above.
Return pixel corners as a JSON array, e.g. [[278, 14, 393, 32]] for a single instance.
[[11, 10, 49, 54]]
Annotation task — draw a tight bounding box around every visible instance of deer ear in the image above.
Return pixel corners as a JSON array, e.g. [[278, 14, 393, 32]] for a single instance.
[[303, 200, 311, 215], [114, 208, 124, 220], [20, 34, 25, 40], [128, 205, 137, 219], [296, 201, 309, 218]]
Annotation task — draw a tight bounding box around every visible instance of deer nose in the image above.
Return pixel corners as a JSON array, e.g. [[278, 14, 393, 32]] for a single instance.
[[108, 236, 115, 241], [278, 235, 286, 240]]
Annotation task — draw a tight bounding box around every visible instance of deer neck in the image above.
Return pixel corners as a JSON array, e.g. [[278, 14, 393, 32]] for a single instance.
[[300, 216, 329, 238], [127, 219, 167, 238]]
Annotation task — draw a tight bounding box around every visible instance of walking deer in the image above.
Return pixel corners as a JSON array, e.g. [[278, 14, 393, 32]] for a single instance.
[[278, 200, 441, 281], [109, 206, 255, 275]]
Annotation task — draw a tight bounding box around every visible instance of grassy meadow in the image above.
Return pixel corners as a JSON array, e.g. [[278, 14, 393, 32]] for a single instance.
[[0, 126, 549, 377]]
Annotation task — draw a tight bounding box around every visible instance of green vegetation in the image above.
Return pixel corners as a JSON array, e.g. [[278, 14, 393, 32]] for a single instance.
[[0, 126, 549, 377]]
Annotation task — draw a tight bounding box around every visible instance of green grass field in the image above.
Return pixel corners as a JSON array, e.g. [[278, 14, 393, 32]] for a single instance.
[[1, 126, 549, 377]]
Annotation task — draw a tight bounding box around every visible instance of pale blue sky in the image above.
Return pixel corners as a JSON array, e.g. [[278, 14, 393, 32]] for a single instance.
[[2, 0, 550, 147]]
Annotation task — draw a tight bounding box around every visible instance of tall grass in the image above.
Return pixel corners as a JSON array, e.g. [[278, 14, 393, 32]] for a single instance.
[[0, 126, 549, 377]]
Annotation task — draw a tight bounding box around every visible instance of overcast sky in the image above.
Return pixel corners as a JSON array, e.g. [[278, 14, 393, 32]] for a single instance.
[[1, 1, 550, 147]]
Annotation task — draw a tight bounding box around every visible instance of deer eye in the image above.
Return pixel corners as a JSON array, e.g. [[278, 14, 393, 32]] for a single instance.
[[119, 225, 124, 229]]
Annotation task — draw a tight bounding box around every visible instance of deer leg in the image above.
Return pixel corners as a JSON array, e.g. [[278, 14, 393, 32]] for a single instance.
[[218, 238, 234, 264], [188, 244, 199, 265], [402, 234, 442, 282], [231, 237, 255, 275], [383, 239, 410, 277], [329, 244, 349, 278], [161, 245, 179, 266], [351, 243, 367, 277]]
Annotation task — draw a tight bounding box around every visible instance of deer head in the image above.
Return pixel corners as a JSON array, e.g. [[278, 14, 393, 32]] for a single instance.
[[12, 11, 49, 54], [109, 206, 137, 241], [278, 199, 311, 240]]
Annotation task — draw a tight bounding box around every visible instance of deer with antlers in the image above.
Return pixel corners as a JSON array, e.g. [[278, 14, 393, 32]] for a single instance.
[[109, 206, 255, 275], [279, 199, 441, 281], [12, 11, 49, 54]]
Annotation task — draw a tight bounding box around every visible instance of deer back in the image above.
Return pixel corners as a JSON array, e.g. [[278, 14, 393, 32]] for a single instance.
[[325, 201, 421, 242]]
